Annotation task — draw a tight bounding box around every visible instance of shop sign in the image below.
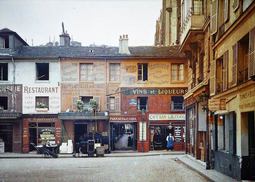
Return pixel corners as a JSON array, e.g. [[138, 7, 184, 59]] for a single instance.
[[149, 114, 185, 121], [239, 87, 255, 112], [110, 116, 137, 122], [0, 85, 22, 93], [208, 99, 226, 112], [39, 128, 55, 144], [122, 88, 188, 95]]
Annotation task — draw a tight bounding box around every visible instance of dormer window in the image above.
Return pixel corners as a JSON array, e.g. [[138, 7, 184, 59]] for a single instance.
[[36, 63, 49, 80]]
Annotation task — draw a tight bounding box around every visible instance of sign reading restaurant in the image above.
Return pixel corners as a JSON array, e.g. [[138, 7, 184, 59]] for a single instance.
[[122, 88, 188, 95], [149, 114, 186, 121]]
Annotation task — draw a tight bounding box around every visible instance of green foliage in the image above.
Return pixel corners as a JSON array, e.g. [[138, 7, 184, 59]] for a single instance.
[[76, 99, 84, 112]]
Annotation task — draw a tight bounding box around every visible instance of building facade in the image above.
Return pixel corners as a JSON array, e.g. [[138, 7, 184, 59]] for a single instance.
[[209, 1, 255, 180]]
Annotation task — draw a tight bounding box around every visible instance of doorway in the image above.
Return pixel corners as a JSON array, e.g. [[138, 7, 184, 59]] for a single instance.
[[74, 123, 87, 144], [247, 111, 255, 180], [111, 123, 137, 150], [0, 124, 13, 152]]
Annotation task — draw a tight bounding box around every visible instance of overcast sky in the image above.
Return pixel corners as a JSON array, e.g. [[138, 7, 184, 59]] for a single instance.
[[0, 0, 162, 46]]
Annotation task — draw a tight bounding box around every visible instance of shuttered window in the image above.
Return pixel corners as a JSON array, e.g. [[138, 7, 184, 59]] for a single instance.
[[232, 0, 239, 11], [224, 0, 229, 22], [80, 63, 93, 81], [210, 0, 218, 35], [231, 44, 238, 86], [210, 60, 216, 96], [249, 27, 255, 78], [223, 51, 229, 91]]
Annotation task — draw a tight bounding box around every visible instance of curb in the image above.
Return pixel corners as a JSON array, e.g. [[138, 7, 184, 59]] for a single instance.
[[0, 152, 185, 159], [176, 157, 214, 182]]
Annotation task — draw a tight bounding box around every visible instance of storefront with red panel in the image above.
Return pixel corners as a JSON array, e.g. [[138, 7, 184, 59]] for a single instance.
[[22, 114, 61, 153], [148, 113, 185, 151]]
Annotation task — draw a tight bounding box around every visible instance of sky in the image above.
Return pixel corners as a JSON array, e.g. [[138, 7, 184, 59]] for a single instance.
[[0, 0, 162, 47]]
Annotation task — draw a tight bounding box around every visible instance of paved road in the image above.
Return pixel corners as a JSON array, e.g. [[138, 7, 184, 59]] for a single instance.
[[0, 155, 208, 182]]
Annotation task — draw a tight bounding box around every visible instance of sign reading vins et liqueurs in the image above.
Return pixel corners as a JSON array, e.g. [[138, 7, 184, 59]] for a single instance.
[[122, 88, 188, 95]]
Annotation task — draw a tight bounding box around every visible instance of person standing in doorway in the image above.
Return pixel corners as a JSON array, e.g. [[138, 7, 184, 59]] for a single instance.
[[166, 133, 174, 151]]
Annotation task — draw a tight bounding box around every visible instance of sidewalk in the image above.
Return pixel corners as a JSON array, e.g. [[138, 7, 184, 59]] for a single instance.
[[177, 155, 239, 182], [0, 150, 184, 158]]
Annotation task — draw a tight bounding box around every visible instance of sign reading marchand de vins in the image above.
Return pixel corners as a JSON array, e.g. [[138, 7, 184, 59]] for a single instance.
[[122, 88, 188, 95]]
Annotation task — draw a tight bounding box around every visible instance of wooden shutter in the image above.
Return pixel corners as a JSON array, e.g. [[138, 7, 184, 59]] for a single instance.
[[224, 0, 229, 22], [210, 59, 216, 96], [115, 97, 120, 112], [93, 96, 100, 111], [231, 44, 238, 86], [232, 0, 239, 11], [210, 0, 218, 35], [249, 27, 255, 78], [223, 51, 229, 91], [106, 96, 110, 111]]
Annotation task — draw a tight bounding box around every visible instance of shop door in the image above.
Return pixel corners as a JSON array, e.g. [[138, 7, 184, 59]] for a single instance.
[[111, 123, 136, 150], [248, 112, 255, 180], [74, 124, 87, 144], [0, 124, 13, 152]]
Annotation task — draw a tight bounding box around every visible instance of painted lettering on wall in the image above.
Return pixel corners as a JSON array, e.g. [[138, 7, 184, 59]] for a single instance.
[[122, 88, 188, 95], [23, 86, 58, 94]]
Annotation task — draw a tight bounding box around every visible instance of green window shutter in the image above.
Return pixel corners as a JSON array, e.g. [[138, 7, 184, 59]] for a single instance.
[[249, 27, 255, 78], [231, 44, 238, 86], [210, 0, 218, 35], [223, 51, 229, 91], [210, 59, 216, 96]]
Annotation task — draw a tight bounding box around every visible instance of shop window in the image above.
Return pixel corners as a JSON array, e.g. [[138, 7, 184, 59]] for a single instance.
[[137, 63, 148, 81], [36, 63, 49, 80], [109, 63, 120, 81], [80, 63, 93, 81], [216, 112, 236, 154], [137, 97, 147, 111], [0, 96, 8, 110], [0, 63, 8, 81], [35, 96, 49, 109], [171, 64, 184, 81], [171, 96, 184, 111]]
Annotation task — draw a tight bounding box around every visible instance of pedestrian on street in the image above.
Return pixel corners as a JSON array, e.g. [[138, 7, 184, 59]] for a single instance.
[[166, 133, 174, 151]]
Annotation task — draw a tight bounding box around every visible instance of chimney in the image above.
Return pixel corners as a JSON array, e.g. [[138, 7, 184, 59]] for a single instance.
[[59, 22, 70, 46], [119, 34, 130, 54]]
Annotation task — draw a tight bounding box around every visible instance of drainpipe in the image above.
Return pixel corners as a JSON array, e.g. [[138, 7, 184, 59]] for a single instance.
[[11, 56, 16, 112]]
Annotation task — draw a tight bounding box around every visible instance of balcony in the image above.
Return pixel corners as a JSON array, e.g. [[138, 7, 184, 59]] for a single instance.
[[179, 7, 205, 51]]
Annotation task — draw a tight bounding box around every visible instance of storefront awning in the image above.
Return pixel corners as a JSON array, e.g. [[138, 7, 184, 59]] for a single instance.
[[0, 112, 22, 119], [58, 112, 109, 120]]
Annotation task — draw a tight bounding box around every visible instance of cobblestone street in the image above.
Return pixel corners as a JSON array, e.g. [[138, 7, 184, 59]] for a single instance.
[[0, 155, 208, 182]]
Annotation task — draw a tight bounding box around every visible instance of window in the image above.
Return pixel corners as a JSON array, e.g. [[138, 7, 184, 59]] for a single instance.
[[238, 33, 249, 84], [36, 63, 49, 80], [249, 27, 255, 79], [109, 63, 120, 81], [80, 63, 93, 81], [138, 63, 148, 81], [216, 51, 228, 93], [171, 64, 184, 81], [193, 0, 203, 15], [109, 97, 115, 111], [0, 63, 8, 81], [216, 112, 236, 154], [35, 97, 49, 109], [137, 97, 147, 111], [171, 96, 184, 111], [81, 96, 93, 110], [0, 97, 8, 110]]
